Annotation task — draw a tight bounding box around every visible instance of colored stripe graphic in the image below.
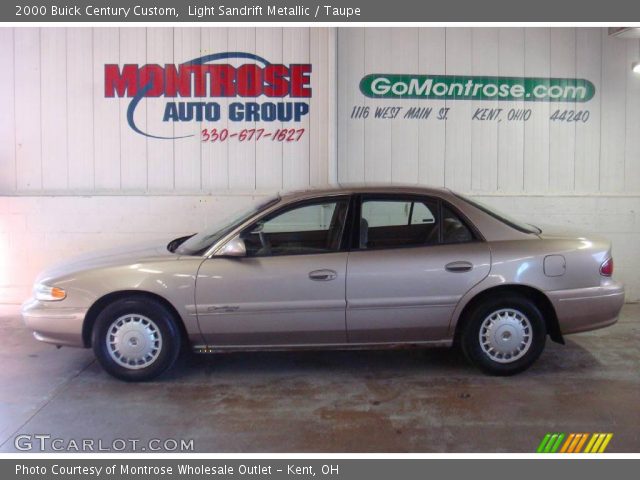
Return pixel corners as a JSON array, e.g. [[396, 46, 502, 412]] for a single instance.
[[536, 433, 552, 453], [584, 433, 598, 453], [550, 433, 565, 453], [574, 433, 589, 453], [561, 433, 587, 453], [537, 433, 612, 453], [584, 433, 614, 453], [598, 434, 613, 453], [537, 433, 565, 453], [559, 433, 575, 453], [544, 434, 558, 453]]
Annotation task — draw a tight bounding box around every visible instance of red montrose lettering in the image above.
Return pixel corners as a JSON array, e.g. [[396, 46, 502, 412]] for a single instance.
[[104, 63, 312, 98]]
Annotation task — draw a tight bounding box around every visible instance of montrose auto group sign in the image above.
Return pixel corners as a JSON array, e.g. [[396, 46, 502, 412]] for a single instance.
[[105, 52, 311, 141]]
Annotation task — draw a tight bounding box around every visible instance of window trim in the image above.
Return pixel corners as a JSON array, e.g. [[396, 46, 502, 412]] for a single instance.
[[353, 193, 483, 252], [237, 195, 353, 258], [407, 201, 415, 226]]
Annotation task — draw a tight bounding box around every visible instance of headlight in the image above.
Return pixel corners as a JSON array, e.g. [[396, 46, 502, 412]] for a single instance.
[[34, 284, 66, 301]]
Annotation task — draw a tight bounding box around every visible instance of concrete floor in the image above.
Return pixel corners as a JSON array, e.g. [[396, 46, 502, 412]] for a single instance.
[[0, 304, 638, 453]]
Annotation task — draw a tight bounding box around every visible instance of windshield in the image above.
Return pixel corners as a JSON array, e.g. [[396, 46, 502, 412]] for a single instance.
[[175, 196, 280, 256], [453, 193, 540, 234]]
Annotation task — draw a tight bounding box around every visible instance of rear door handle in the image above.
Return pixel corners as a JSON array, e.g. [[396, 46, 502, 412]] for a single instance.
[[309, 269, 338, 281], [445, 261, 473, 273]]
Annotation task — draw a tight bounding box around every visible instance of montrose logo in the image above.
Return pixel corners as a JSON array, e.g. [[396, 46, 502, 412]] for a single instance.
[[104, 52, 312, 139]]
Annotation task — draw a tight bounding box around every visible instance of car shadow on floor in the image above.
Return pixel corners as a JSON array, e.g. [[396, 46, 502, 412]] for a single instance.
[[159, 337, 602, 383]]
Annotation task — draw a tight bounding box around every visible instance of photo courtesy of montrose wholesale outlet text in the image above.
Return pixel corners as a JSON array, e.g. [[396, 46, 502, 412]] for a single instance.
[[0, 0, 640, 479]]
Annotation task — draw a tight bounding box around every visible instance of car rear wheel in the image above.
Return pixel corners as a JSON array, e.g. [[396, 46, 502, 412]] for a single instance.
[[92, 297, 182, 382], [461, 295, 546, 376]]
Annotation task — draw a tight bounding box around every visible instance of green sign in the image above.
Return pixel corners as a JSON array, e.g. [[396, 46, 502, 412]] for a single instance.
[[360, 74, 595, 102]]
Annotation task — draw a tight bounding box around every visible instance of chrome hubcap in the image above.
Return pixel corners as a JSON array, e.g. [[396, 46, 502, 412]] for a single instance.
[[479, 308, 532, 363], [107, 314, 162, 370]]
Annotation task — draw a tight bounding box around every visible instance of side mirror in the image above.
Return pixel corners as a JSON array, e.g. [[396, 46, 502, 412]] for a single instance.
[[216, 236, 246, 257]]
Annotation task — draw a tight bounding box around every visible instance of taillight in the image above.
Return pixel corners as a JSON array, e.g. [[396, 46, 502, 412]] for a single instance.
[[600, 257, 614, 277]]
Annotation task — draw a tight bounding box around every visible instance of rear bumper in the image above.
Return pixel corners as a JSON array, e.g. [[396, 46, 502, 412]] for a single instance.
[[21, 298, 87, 347], [547, 281, 625, 335]]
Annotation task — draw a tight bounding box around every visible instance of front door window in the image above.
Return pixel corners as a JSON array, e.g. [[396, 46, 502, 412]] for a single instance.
[[241, 199, 349, 256]]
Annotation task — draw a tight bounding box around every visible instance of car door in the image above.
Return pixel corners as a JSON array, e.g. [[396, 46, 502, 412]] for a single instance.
[[346, 195, 491, 344], [195, 197, 351, 347]]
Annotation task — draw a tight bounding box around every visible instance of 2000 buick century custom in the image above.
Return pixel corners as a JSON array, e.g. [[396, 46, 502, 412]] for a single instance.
[[22, 186, 624, 381]]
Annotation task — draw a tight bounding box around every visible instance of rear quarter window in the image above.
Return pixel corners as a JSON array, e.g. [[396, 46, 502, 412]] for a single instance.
[[453, 193, 540, 234]]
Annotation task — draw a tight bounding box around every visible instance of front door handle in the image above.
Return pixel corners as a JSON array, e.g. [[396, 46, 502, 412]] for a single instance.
[[309, 269, 338, 281], [445, 261, 473, 273]]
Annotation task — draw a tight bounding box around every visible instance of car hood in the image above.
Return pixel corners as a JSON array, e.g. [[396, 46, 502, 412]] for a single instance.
[[37, 238, 179, 283]]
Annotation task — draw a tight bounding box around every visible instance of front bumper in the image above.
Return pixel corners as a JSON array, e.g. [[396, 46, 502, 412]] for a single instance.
[[547, 281, 625, 335], [21, 298, 88, 347]]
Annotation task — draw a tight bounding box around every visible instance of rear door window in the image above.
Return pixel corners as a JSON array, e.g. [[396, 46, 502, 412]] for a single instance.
[[360, 199, 440, 249]]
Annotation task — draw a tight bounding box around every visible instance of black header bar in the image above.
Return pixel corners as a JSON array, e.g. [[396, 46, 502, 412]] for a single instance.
[[3, 0, 640, 22]]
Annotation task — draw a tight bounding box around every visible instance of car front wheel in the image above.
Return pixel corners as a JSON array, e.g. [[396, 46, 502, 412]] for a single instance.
[[461, 295, 546, 376], [92, 297, 182, 382]]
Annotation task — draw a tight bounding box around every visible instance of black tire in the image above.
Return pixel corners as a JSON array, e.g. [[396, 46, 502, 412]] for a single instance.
[[460, 295, 546, 376], [91, 297, 182, 382]]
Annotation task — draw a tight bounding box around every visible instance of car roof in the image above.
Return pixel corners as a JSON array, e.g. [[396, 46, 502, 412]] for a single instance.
[[279, 183, 452, 201], [274, 183, 535, 242]]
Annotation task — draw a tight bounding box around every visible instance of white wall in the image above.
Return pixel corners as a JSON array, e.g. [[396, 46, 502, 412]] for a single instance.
[[0, 194, 270, 302], [337, 27, 640, 300], [2, 26, 640, 304], [0, 27, 337, 194], [0, 26, 336, 303]]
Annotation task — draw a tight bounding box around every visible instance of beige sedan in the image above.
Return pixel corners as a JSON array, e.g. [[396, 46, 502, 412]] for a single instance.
[[22, 186, 624, 381]]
